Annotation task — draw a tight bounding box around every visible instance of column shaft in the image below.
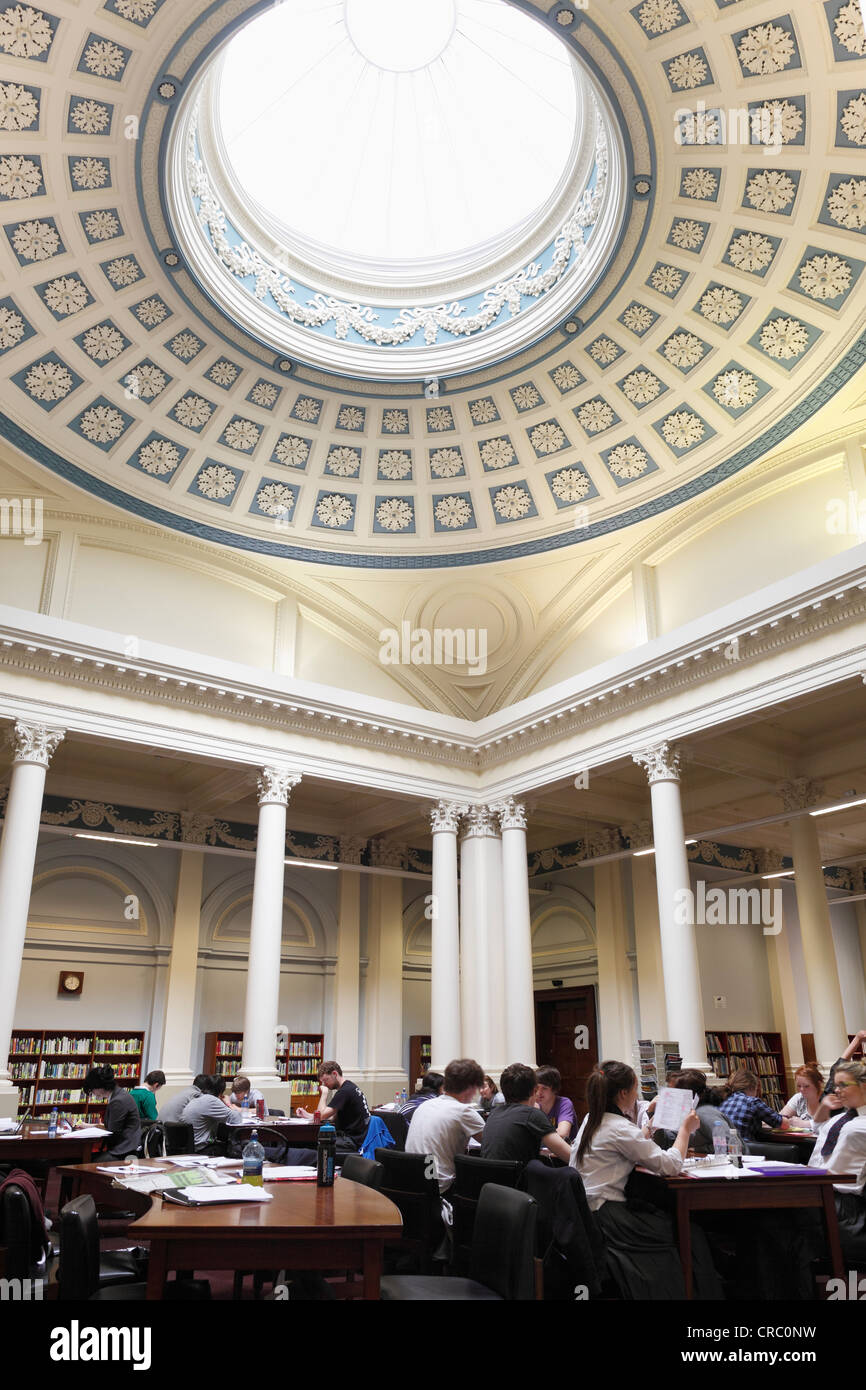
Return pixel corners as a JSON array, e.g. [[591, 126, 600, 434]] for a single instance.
[[790, 815, 847, 1069], [365, 876, 406, 1089], [160, 849, 205, 1085], [459, 807, 505, 1074], [497, 802, 536, 1066], [595, 861, 634, 1062], [0, 722, 64, 1097], [332, 869, 361, 1070], [631, 856, 668, 1039], [430, 803, 462, 1070]]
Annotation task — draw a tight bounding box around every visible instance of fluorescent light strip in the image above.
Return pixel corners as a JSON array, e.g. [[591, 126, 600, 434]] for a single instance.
[[761, 870, 795, 880], [810, 796, 866, 818], [633, 848, 655, 857], [75, 832, 158, 848], [284, 857, 338, 871]]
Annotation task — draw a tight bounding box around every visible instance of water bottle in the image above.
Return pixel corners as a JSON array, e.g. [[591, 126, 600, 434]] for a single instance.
[[712, 1120, 728, 1157], [728, 1129, 744, 1167], [241, 1091, 250, 1118], [394, 1091, 401, 1109], [401, 1088, 408, 1105], [48, 1106, 58, 1139], [317, 1122, 336, 1188], [242, 1130, 264, 1185]]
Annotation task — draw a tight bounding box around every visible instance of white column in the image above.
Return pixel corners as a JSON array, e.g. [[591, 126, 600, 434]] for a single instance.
[[459, 805, 505, 1073], [784, 783, 848, 1071], [429, 801, 463, 1070], [0, 721, 65, 1098], [633, 742, 709, 1072], [332, 869, 361, 1070], [160, 848, 205, 1086], [595, 860, 634, 1062], [240, 766, 301, 1087], [365, 875, 406, 1093], [493, 798, 536, 1066]]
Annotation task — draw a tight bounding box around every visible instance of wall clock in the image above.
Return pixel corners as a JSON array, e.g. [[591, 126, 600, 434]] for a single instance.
[[59, 972, 84, 996]]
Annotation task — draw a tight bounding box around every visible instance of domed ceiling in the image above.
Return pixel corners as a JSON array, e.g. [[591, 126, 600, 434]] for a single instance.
[[0, 0, 864, 568]]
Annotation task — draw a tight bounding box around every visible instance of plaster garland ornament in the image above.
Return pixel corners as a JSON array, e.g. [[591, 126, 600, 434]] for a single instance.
[[632, 741, 682, 784], [179, 810, 217, 844], [491, 798, 528, 831], [429, 800, 468, 835], [338, 835, 366, 864], [369, 838, 408, 868], [459, 804, 501, 839], [10, 720, 64, 766], [185, 106, 610, 352], [256, 766, 301, 807]]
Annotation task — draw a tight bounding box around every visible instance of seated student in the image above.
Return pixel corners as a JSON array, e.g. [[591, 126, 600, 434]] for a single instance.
[[130, 1070, 165, 1122], [534, 1065, 577, 1142], [296, 1061, 370, 1154], [665, 1072, 732, 1155], [571, 1060, 722, 1300], [229, 1074, 268, 1116], [182, 1075, 241, 1153], [81, 1065, 142, 1159], [814, 1030, 866, 1124], [780, 1064, 825, 1131], [480, 1063, 572, 1165], [719, 1068, 789, 1142], [808, 1060, 866, 1261], [398, 1071, 444, 1124], [479, 1075, 504, 1116], [158, 1073, 211, 1125], [406, 1058, 485, 1193]]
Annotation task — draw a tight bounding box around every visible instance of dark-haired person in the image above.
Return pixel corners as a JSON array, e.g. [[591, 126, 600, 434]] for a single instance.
[[130, 1069, 165, 1122], [657, 1071, 732, 1155], [534, 1065, 577, 1142], [571, 1060, 722, 1299], [229, 1073, 268, 1117], [181, 1074, 240, 1153], [480, 1063, 572, 1165], [479, 1075, 504, 1116], [158, 1072, 213, 1125], [296, 1061, 370, 1147], [81, 1064, 142, 1159], [719, 1068, 789, 1141], [406, 1058, 485, 1192], [398, 1071, 445, 1124]]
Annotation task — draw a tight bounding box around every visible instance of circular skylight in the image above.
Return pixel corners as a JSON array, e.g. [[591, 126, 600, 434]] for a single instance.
[[216, 0, 579, 267]]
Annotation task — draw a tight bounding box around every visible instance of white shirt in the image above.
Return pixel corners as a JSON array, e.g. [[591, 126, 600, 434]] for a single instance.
[[406, 1093, 485, 1192], [570, 1110, 684, 1210], [809, 1105, 866, 1194]]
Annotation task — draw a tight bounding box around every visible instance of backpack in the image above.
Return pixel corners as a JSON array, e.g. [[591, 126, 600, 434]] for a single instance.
[[142, 1123, 166, 1158]]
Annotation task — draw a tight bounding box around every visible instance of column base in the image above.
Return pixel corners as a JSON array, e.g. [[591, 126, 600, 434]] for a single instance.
[[160, 1069, 195, 1088], [0, 1077, 20, 1121]]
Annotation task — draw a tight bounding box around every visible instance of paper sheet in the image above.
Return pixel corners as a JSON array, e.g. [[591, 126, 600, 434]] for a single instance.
[[685, 1163, 758, 1179], [651, 1087, 696, 1131], [263, 1166, 318, 1181], [63, 1127, 112, 1137], [176, 1185, 273, 1204]]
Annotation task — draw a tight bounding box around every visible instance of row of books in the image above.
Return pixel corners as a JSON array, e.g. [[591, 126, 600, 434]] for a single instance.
[[287, 1061, 319, 1076], [290, 1080, 321, 1095], [94, 1037, 141, 1054], [706, 1032, 779, 1054], [730, 1054, 781, 1076], [216, 1041, 243, 1057], [287, 1041, 322, 1057], [40, 1063, 89, 1079], [35, 1088, 84, 1104], [41, 1037, 92, 1055], [9, 1036, 42, 1055], [11, 1062, 38, 1079]]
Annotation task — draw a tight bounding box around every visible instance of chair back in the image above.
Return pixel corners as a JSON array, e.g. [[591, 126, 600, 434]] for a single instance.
[[373, 1110, 408, 1150], [451, 1155, 524, 1275], [340, 1154, 384, 1190], [374, 1148, 435, 1194], [0, 1184, 32, 1281], [744, 1139, 804, 1165], [59, 1194, 100, 1300], [268, 1109, 285, 1118], [469, 1185, 538, 1300], [374, 1148, 443, 1271], [163, 1121, 194, 1156]]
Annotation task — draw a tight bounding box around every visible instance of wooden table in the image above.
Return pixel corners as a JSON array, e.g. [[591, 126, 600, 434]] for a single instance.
[[667, 1166, 853, 1298], [0, 1133, 99, 1203], [59, 1162, 402, 1300]]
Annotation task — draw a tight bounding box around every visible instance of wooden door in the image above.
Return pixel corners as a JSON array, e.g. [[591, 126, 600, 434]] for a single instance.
[[534, 987, 599, 1121]]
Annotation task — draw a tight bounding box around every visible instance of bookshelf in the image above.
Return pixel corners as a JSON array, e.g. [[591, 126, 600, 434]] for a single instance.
[[705, 1030, 787, 1110], [8, 1029, 144, 1126], [203, 1030, 324, 1104], [409, 1035, 431, 1087]]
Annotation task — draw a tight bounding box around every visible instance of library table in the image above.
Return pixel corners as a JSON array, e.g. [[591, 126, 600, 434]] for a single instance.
[[58, 1162, 402, 1299], [666, 1165, 854, 1298], [0, 1132, 101, 1203]]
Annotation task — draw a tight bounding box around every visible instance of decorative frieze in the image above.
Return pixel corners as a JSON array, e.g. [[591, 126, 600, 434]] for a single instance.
[[369, 839, 408, 869], [338, 835, 367, 865]]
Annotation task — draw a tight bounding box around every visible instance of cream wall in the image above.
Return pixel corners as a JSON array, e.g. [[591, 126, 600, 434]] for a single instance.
[[0, 538, 49, 612]]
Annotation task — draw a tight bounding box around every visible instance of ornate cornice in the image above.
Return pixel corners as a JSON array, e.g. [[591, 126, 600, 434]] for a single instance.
[[9, 721, 65, 769], [256, 767, 302, 808], [633, 741, 681, 785]]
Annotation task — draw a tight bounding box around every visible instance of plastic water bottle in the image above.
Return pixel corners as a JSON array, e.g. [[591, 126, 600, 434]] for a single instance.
[[394, 1092, 401, 1109], [242, 1130, 264, 1185], [728, 1129, 744, 1167], [712, 1120, 728, 1157], [317, 1122, 336, 1188], [241, 1091, 250, 1118], [401, 1088, 408, 1105], [48, 1107, 58, 1139]]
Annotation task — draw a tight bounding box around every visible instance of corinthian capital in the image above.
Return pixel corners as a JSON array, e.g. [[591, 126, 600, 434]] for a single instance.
[[257, 767, 301, 807], [10, 720, 65, 768], [777, 777, 824, 812], [633, 741, 681, 785], [460, 804, 500, 840], [429, 800, 467, 834], [490, 797, 527, 831]]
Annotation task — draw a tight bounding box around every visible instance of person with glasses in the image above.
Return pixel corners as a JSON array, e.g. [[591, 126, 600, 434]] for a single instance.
[[813, 1030, 866, 1125], [808, 1060, 866, 1264]]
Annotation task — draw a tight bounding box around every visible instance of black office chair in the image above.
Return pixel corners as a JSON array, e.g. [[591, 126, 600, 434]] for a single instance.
[[381, 1185, 538, 1300], [59, 1195, 146, 1301], [745, 1138, 805, 1165], [374, 1148, 444, 1273], [339, 1154, 384, 1190], [0, 1182, 52, 1283], [451, 1155, 522, 1275], [163, 1121, 195, 1156], [268, 1109, 286, 1118], [221, 1124, 288, 1163]]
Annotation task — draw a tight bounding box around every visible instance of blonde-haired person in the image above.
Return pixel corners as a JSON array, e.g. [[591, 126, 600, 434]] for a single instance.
[[570, 1060, 723, 1299], [808, 1059, 866, 1263], [719, 1068, 789, 1142], [780, 1065, 824, 1132]]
